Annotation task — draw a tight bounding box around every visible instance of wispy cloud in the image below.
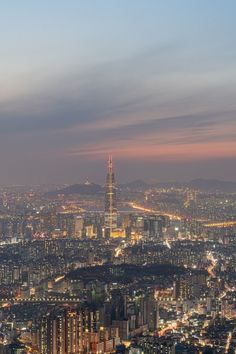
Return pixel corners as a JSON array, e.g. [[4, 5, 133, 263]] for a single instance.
[[0, 44, 235, 183]]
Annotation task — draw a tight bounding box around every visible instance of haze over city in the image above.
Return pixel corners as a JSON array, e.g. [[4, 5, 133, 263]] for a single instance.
[[0, 1, 236, 185]]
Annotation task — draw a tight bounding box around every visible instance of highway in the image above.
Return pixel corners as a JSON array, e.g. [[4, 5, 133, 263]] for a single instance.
[[129, 202, 236, 228], [203, 221, 236, 228], [207, 252, 217, 278], [128, 202, 182, 220]]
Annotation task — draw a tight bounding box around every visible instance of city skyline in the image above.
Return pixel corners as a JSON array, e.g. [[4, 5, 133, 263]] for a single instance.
[[1, 3, 236, 352], [0, 0, 236, 354], [0, 1, 236, 185]]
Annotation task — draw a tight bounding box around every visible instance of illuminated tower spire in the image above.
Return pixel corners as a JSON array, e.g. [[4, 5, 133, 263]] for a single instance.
[[104, 155, 117, 237]]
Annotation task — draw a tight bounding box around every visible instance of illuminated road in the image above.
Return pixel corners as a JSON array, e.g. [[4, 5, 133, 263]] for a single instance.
[[55, 275, 65, 283], [225, 331, 232, 353], [114, 245, 123, 257], [164, 239, 171, 249], [129, 202, 236, 228], [203, 221, 236, 228], [207, 252, 217, 278], [128, 202, 182, 220], [158, 322, 178, 336]]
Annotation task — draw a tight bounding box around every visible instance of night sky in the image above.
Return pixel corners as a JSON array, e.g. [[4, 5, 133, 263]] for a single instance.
[[0, 1, 236, 184]]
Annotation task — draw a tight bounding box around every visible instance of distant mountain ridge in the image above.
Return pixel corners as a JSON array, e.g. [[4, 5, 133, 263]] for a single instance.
[[124, 180, 149, 189], [46, 178, 236, 196], [187, 179, 236, 192], [124, 178, 236, 192], [47, 183, 104, 196]]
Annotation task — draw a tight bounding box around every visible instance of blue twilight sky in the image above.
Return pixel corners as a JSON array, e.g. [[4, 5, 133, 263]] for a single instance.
[[0, 1, 236, 184]]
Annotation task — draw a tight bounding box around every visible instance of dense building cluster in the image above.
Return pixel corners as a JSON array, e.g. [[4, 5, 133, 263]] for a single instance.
[[0, 162, 236, 353]]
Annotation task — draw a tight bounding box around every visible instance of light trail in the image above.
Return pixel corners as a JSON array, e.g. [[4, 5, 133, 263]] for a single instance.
[[203, 221, 236, 228], [129, 202, 236, 228], [164, 239, 171, 249], [128, 202, 182, 220], [114, 246, 122, 257], [207, 252, 217, 278], [225, 331, 232, 353], [55, 275, 65, 283], [158, 322, 178, 336]]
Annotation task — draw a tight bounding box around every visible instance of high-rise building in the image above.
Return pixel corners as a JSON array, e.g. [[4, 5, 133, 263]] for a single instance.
[[104, 156, 117, 237], [74, 216, 84, 238], [184, 189, 197, 209], [144, 215, 166, 242], [40, 309, 83, 354], [139, 292, 158, 332]]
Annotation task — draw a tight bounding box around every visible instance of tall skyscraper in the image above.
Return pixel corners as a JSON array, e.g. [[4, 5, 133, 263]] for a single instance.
[[144, 214, 166, 242], [104, 155, 117, 237]]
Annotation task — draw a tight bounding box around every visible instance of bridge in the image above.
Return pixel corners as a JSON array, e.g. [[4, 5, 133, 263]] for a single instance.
[[0, 296, 80, 306]]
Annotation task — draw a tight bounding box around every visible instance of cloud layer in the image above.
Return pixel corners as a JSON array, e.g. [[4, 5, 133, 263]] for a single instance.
[[0, 1, 236, 184]]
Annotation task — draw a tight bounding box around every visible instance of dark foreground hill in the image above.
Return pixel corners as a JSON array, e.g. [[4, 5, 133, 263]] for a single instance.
[[66, 263, 188, 285]]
